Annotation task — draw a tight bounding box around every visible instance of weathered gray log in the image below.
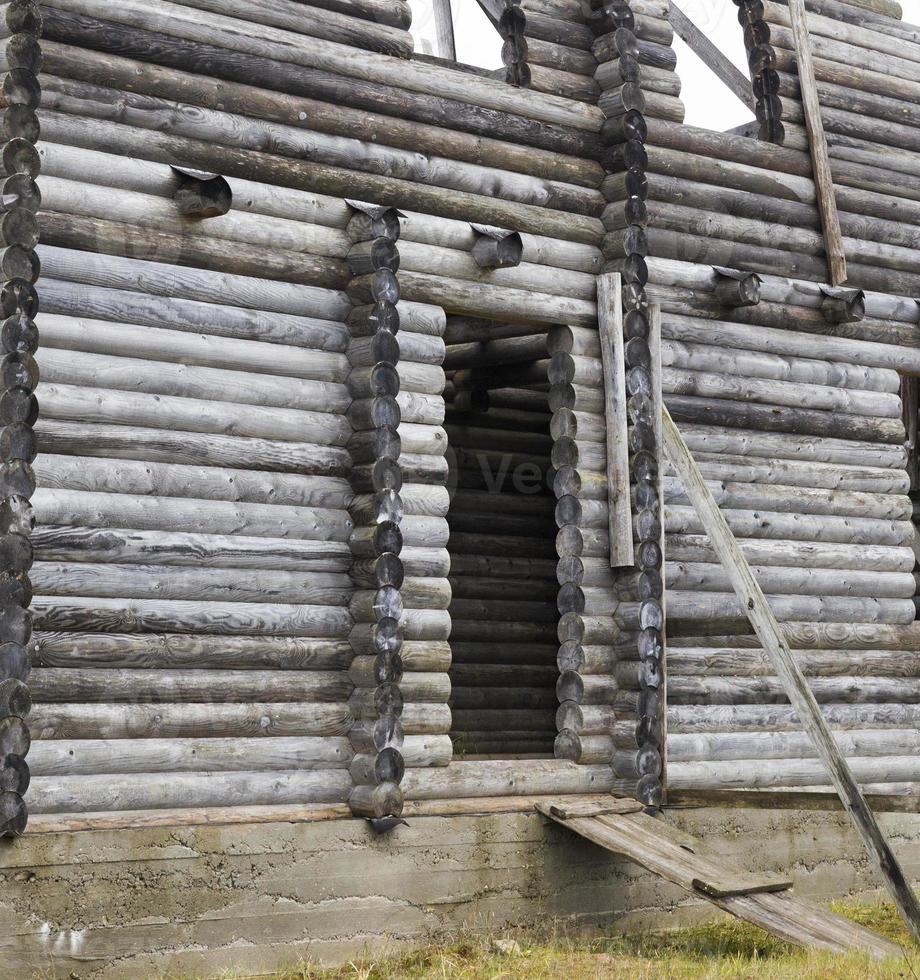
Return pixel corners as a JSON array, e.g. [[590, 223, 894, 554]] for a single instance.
[[32, 490, 352, 540], [401, 759, 615, 798], [668, 647, 920, 678], [31, 595, 354, 637], [28, 736, 354, 776], [30, 702, 354, 739], [31, 631, 354, 670], [27, 770, 354, 813], [667, 757, 920, 791]]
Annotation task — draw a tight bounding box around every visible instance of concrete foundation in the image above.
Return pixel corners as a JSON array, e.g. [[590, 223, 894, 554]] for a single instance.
[[2, 806, 920, 978]]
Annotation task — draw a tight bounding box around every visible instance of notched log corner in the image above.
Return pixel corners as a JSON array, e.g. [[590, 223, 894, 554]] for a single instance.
[[470, 224, 523, 269], [713, 267, 761, 308], [171, 166, 233, 219], [821, 286, 865, 324]]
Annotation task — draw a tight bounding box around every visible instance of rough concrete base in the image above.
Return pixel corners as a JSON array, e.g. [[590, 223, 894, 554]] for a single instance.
[[2, 807, 919, 978]]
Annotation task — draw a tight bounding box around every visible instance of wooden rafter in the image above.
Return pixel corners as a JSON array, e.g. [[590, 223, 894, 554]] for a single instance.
[[666, 1, 755, 112], [432, 0, 457, 60]]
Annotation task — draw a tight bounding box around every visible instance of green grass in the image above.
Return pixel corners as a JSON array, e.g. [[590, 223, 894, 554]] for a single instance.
[[257, 902, 920, 980]]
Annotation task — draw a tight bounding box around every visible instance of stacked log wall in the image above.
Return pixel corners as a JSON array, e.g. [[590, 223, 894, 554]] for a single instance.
[[28, 0, 613, 814], [598, 0, 920, 797], [26, 0, 920, 813]]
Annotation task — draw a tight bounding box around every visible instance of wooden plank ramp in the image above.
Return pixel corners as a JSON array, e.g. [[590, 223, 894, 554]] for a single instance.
[[537, 798, 902, 959]]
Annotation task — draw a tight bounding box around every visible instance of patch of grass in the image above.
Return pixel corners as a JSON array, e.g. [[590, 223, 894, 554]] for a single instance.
[[252, 901, 920, 980]]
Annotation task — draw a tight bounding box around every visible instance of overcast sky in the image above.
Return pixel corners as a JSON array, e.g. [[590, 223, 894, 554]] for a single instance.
[[409, 0, 920, 131]]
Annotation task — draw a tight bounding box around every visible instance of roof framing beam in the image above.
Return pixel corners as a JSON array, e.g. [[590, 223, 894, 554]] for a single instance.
[[666, 0, 756, 112]]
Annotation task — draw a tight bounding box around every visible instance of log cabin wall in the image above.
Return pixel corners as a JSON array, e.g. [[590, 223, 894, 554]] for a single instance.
[[597, 0, 920, 798], [11, 0, 920, 824], [19, 0, 618, 824]]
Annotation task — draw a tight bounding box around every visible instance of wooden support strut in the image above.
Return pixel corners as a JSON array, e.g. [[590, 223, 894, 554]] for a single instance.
[[432, 0, 457, 61], [666, 1, 756, 112], [787, 0, 847, 286], [538, 797, 901, 958], [660, 405, 920, 946]]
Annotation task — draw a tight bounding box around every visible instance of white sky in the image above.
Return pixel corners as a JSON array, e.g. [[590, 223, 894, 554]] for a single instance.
[[409, 0, 920, 131]]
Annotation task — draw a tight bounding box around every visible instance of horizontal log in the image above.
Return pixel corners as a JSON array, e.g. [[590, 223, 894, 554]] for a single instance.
[[680, 726, 904, 764], [664, 535, 914, 572], [450, 686, 557, 709], [38, 281, 351, 352], [28, 735, 353, 776], [401, 759, 615, 798], [27, 769, 353, 813], [31, 631, 354, 670], [40, 108, 602, 246], [449, 708, 554, 732], [38, 382, 352, 446], [672, 424, 907, 469], [667, 757, 920, 791], [450, 664, 557, 687], [158, 0, 415, 57], [646, 592, 916, 634], [398, 271, 597, 327], [663, 504, 912, 546], [668, 647, 920, 678], [30, 668, 353, 703], [33, 490, 352, 540], [31, 596, 354, 636], [39, 350, 352, 419], [32, 562, 357, 605], [644, 256, 919, 326], [38, 312, 350, 381], [666, 702, 920, 734], [662, 562, 914, 599], [39, 91, 600, 220], [661, 478, 911, 520], [35, 455, 351, 507], [35, 420, 351, 475], [662, 366, 901, 419], [30, 702, 354, 738], [449, 642, 558, 665]]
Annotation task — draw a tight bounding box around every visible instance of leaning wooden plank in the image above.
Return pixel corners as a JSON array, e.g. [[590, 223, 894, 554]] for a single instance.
[[541, 808, 900, 958], [596, 273, 633, 567], [666, 1, 755, 112], [661, 404, 920, 946], [787, 0, 847, 286], [537, 798, 643, 819]]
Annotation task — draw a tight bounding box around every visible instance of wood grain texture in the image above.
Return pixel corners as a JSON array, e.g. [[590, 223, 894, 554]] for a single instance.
[[787, 0, 846, 285]]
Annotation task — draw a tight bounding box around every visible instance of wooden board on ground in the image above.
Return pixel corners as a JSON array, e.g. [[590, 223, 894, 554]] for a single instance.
[[543, 798, 644, 820], [537, 800, 901, 959]]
